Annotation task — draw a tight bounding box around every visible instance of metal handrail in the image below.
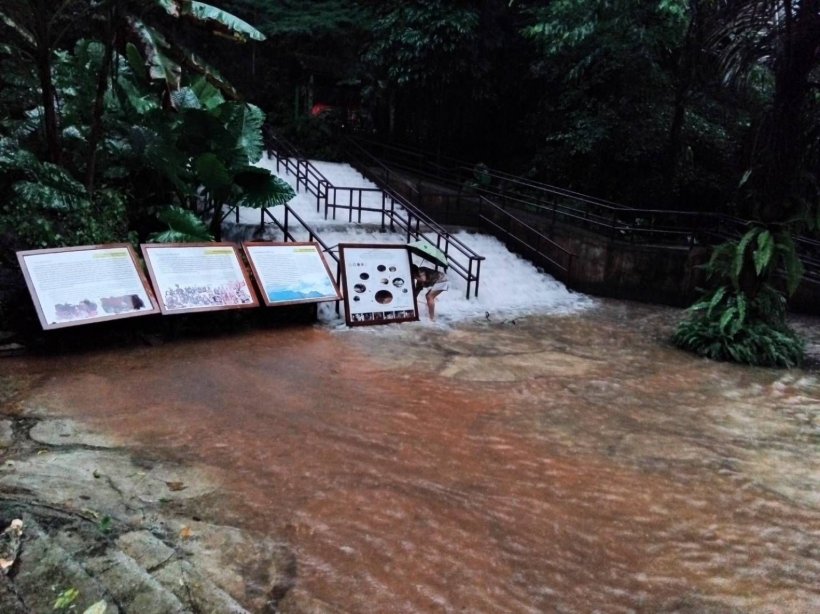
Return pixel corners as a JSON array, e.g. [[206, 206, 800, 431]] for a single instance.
[[344, 136, 573, 287], [267, 136, 486, 299], [346, 135, 820, 250]]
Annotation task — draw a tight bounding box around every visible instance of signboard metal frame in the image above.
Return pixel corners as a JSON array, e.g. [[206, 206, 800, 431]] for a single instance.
[[242, 241, 341, 307], [339, 243, 418, 327], [16, 243, 160, 330], [141, 242, 259, 315]]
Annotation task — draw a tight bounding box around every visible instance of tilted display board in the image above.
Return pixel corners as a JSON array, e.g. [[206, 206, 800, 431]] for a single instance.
[[141, 243, 258, 314], [17, 244, 160, 330], [243, 242, 341, 306], [339, 243, 418, 326]]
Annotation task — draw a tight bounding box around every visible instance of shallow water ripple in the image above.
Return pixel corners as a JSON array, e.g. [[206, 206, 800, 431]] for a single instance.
[[8, 303, 820, 612]]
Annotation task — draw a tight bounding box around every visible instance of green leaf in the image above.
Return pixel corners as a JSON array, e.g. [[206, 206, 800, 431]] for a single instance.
[[735, 293, 747, 328], [125, 43, 148, 82], [233, 167, 295, 208], [149, 206, 214, 243], [54, 587, 79, 610], [718, 307, 736, 334], [98, 515, 112, 533], [190, 76, 225, 110], [185, 2, 266, 42], [175, 45, 238, 100], [753, 229, 773, 275], [706, 286, 726, 317], [128, 18, 181, 89], [733, 227, 759, 283], [194, 153, 232, 193], [221, 103, 265, 165]]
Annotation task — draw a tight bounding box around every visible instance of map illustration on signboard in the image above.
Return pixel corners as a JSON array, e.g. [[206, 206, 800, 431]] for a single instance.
[[243, 242, 341, 306], [339, 243, 418, 326], [17, 244, 160, 330], [141, 243, 258, 314]]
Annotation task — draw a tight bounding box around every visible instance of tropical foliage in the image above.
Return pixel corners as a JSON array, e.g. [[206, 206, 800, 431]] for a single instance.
[[0, 1, 292, 328], [672, 0, 820, 366], [672, 226, 805, 367]]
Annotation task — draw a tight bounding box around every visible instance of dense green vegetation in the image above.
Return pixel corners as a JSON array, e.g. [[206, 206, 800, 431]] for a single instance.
[[1, 1, 818, 366]]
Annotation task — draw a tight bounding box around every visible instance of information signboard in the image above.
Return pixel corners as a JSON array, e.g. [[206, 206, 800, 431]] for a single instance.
[[243, 242, 341, 306], [17, 244, 159, 330], [339, 243, 418, 326], [141, 243, 258, 314]]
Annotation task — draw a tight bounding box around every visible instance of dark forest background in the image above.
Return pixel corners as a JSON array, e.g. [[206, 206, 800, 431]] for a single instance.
[[211, 0, 771, 213]]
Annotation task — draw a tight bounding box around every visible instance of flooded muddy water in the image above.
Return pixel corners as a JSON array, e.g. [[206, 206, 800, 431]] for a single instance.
[[4, 300, 819, 612]]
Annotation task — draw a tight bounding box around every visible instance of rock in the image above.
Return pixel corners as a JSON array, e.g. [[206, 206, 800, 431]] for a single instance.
[[0, 449, 216, 522], [84, 550, 187, 614], [13, 516, 114, 613], [0, 420, 13, 449], [153, 560, 250, 614], [0, 573, 27, 613], [29, 418, 119, 448], [166, 517, 296, 612], [116, 531, 175, 570]]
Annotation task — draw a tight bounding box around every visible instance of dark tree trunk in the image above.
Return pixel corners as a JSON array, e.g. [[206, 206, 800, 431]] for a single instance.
[[33, 1, 60, 164], [664, 0, 703, 197]]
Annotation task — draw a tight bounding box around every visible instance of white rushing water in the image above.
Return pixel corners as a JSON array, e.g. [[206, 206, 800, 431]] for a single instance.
[[238, 156, 594, 326]]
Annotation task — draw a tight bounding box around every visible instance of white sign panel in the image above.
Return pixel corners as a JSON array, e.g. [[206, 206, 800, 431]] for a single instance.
[[339, 243, 418, 326], [17, 244, 159, 330], [141, 243, 258, 314], [243, 242, 340, 306]]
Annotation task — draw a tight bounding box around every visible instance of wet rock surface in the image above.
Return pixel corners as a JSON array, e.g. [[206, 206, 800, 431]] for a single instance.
[[0, 411, 294, 613]]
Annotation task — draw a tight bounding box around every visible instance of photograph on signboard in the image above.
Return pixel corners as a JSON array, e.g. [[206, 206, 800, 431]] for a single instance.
[[243, 242, 341, 306], [16, 244, 160, 330], [141, 243, 258, 314], [339, 243, 418, 326]]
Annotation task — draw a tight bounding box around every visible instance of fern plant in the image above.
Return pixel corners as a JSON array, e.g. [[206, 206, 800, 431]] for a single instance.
[[672, 224, 805, 367]]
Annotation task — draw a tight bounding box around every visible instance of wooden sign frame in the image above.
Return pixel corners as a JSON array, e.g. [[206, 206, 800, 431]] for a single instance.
[[242, 241, 341, 307], [339, 243, 419, 327], [16, 243, 160, 330], [141, 242, 259, 315]]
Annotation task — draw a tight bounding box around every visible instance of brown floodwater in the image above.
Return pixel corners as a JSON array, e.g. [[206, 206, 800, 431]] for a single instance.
[[4, 300, 820, 612]]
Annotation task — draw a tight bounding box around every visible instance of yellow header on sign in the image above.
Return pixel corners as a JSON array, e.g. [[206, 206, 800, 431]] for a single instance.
[[204, 249, 232, 255], [294, 248, 315, 253], [93, 251, 127, 258]]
